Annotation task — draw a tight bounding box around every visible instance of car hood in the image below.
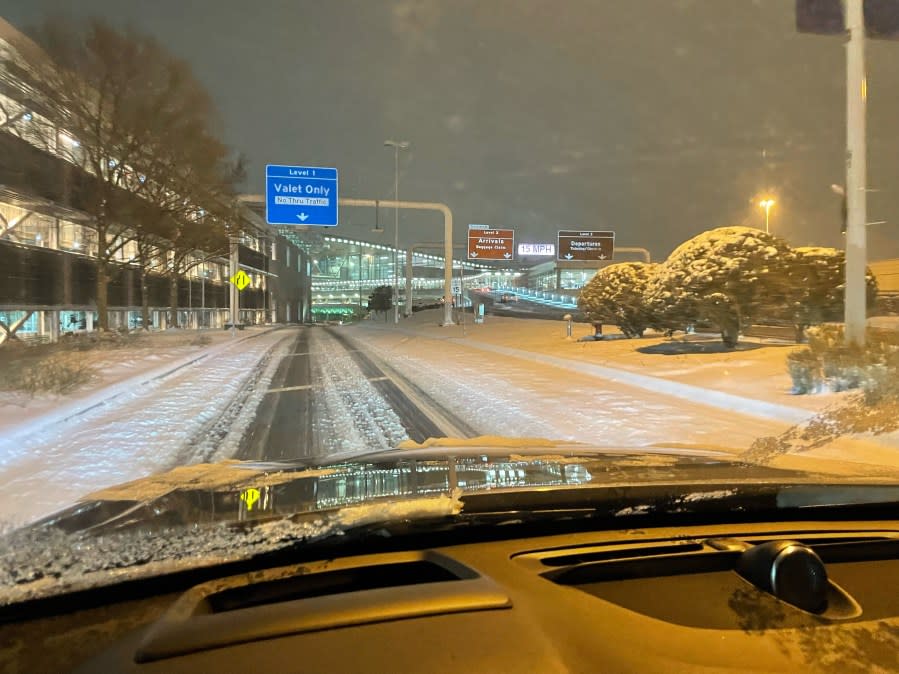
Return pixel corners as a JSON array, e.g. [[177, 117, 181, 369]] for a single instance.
[[23, 441, 898, 535], [2, 442, 898, 607]]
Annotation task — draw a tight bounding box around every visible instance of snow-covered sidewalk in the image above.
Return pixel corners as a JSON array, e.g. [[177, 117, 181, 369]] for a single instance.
[[354, 312, 826, 424], [347, 318, 797, 453], [0, 328, 291, 529], [350, 312, 899, 476], [0, 328, 274, 435]]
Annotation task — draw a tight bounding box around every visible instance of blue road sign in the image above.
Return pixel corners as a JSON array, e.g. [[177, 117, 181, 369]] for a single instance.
[[265, 165, 338, 226]]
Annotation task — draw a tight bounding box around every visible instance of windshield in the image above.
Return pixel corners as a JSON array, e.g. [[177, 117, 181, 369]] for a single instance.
[[1, 0, 898, 599]]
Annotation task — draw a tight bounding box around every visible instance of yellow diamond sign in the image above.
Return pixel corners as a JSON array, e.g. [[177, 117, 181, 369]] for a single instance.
[[229, 270, 251, 291]]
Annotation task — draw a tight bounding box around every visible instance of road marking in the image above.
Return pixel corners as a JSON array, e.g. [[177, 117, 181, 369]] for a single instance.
[[368, 376, 389, 382], [266, 384, 313, 394]]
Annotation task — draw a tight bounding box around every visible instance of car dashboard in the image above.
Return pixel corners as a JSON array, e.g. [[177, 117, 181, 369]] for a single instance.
[[2, 516, 898, 673]]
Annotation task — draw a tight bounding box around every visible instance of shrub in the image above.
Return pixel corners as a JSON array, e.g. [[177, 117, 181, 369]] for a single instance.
[[788, 325, 899, 398], [14, 353, 94, 397], [646, 226, 793, 346], [784, 247, 878, 341], [577, 262, 658, 338], [63, 330, 141, 352], [787, 349, 822, 394]]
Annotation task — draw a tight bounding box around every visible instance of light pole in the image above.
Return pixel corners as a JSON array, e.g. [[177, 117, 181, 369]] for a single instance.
[[759, 198, 775, 234], [201, 268, 212, 328], [844, 0, 868, 346], [384, 140, 410, 323]]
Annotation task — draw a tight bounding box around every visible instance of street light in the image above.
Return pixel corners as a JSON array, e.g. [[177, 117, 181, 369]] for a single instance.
[[384, 140, 410, 323], [759, 198, 775, 234]]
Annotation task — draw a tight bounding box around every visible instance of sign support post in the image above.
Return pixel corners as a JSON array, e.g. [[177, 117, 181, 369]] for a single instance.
[[844, 0, 868, 346], [340, 198, 455, 326]]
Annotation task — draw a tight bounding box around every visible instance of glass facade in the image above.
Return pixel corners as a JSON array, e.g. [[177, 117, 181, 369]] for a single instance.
[[521, 261, 608, 292], [305, 235, 500, 310]]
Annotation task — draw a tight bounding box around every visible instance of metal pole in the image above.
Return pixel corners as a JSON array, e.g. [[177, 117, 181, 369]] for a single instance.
[[406, 247, 414, 317], [339, 198, 455, 325], [408, 243, 466, 314], [614, 247, 652, 263], [393, 146, 400, 324], [459, 261, 466, 336], [201, 272, 205, 328], [384, 141, 410, 323], [844, 0, 867, 346], [229, 236, 239, 336], [765, 207, 770, 235]]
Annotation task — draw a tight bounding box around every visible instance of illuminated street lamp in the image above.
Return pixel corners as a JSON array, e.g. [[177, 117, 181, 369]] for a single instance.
[[759, 198, 775, 234], [384, 140, 410, 323]]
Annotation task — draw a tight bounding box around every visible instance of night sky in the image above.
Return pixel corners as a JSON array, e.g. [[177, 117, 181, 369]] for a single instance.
[[3, 0, 898, 260]]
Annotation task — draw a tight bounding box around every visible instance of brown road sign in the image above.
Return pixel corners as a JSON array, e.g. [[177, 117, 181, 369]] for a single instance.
[[557, 230, 615, 261], [468, 225, 515, 260]]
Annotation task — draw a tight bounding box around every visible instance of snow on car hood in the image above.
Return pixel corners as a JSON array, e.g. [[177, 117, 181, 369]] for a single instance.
[[2, 441, 898, 606], [6, 440, 880, 539]]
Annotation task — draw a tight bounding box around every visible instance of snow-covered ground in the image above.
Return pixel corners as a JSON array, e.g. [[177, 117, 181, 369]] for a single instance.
[[351, 311, 899, 476], [0, 329, 262, 431], [0, 328, 292, 529], [349, 316, 799, 449], [0, 326, 422, 527], [373, 313, 840, 413], [1, 312, 897, 529]]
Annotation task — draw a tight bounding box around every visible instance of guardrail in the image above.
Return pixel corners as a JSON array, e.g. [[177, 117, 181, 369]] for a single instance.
[[511, 288, 579, 309]]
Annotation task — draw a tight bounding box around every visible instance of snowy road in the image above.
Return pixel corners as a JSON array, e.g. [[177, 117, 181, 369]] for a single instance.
[[236, 327, 475, 462], [0, 326, 476, 527], [0, 329, 292, 529], [0, 317, 803, 529]]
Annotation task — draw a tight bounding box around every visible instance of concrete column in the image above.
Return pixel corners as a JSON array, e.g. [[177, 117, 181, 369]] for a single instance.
[[42, 310, 60, 343], [49, 218, 59, 249]]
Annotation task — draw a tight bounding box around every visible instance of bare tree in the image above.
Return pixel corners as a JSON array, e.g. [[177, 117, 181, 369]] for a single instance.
[[7, 18, 232, 330], [154, 153, 247, 328], [126, 200, 176, 329], [127, 95, 246, 328]]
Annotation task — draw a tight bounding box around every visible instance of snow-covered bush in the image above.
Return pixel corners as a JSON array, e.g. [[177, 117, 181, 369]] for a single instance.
[[577, 262, 658, 338], [787, 349, 823, 394], [787, 325, 899, 397], [874, 294, 899, 316], [785, 247, 878, 341], [646, 226, 793, 347]]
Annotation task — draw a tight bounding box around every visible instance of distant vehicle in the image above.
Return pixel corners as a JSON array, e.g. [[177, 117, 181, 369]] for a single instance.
[[500, 293, 518, 303]]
